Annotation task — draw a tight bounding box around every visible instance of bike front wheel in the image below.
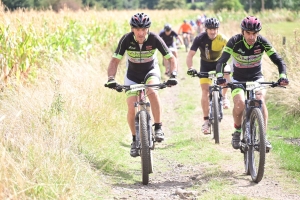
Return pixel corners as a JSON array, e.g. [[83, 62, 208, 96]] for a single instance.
[[212, 91, 220, 144], [249, 108, 266, 183], [139, 110, 151, 185], [241, 111, 250, 175]]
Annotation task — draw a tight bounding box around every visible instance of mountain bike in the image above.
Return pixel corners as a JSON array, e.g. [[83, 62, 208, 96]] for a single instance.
[[182, 33, 190, 52], [227, 81, 285, 183], [190, 70, 230, 144], [112, 82, 168, 185]]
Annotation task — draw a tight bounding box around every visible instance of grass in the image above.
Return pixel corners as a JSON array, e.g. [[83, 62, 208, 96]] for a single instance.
[[267, 102, 300, 183]]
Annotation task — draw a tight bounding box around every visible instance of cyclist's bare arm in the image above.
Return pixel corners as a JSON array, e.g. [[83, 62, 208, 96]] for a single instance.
[[176, 36, 183, 45], [186, 50, 197, 69], [107, 57, 121, 78]]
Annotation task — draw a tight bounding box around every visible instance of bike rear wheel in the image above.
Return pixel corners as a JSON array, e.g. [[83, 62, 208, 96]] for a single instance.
[[249, 108, 266, 183], [139, 110, 151, 185], [183, 37, 189, 52], [212, 91, 220, 144]]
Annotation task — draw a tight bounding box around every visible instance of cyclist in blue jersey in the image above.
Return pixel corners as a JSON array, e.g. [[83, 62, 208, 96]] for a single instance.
[[186, 17, 231, 134], [216, 16, 289, 151], [159, 23, 183, 75], [105, 13, 178, 157]]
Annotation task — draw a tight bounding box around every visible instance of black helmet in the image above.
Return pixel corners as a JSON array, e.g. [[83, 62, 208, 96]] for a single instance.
[[241, 16, 262, 32], [205, 18, 220, 29], [130, 13, 151, 28], [164, 23, 172, 31]]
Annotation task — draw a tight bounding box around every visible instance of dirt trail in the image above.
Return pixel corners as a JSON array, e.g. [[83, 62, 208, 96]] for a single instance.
[[110, 51, 300, 200]]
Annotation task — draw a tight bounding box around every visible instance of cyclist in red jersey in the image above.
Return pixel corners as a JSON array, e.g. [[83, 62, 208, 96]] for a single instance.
[[105, 13, 178, 157], [216, 16, 289, 151], [178, 20, 194, 45]]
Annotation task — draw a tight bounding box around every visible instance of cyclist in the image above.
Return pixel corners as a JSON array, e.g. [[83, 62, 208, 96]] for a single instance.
[[159, 23, 183, 75], [186, 17, 231, 134], [178, 20, 194, 47], [105, 13, 178, 157], [215, 16, 289, 151]]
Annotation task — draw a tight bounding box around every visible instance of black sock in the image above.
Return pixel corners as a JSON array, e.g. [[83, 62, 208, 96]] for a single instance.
[[154, 122, 162, 130], [132, 135, 136, 142]]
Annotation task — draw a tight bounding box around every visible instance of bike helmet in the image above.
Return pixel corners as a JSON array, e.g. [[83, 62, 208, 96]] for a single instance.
[[205, 18, 220, 29], [164, 23, 172, 31], [130, 12, 151, 28], [241, 16, 262, 32]]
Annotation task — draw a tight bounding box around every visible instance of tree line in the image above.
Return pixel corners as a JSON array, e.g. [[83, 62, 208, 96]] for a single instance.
[[2, 0, 300, 12]]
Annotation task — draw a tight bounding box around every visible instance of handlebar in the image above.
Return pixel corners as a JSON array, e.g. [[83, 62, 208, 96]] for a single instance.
[[226, 81, 286, 89], [105, 82, 168, 92], [189, 70, 231, 78]]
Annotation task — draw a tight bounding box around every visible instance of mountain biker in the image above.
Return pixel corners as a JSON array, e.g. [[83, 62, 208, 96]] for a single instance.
[[159, 23, 183, 75], [178, 20, 194, 47], [105, 13, 178, 157], [186, 17, 231, 134], [215, 16, 289, 151]]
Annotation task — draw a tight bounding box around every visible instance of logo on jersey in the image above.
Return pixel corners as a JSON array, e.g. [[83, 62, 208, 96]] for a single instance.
[[254, 49, 261, 54], [237, 48, 245, 54], [146, 45, 153, 50], [129, 46, 136, 50]]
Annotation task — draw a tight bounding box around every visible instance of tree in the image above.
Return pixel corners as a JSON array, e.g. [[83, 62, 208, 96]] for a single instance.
[[213, 0, 243, 12], [2, 0, 32, 10], [155, 0, 186, 9]]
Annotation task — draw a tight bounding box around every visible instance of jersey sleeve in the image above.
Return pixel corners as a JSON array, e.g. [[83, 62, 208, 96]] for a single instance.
[[216, 36, 234, 74], [113, 33, 129, 60], [154, 33, 173, 59], [260, 36, 287, 75]]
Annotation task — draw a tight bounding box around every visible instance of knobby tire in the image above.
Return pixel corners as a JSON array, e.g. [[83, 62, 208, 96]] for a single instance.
[[212, 91, 220, 144], [140, 110, 151, 185], [249, 108, 266, 183], [184, 37, 189, 52]]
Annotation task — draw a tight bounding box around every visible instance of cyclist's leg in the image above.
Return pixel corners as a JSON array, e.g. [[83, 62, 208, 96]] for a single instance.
[[231, 80, 246, 149], [144, 69, 164, 141], [200, 79, 211, 134], [222, 64, 232, 109], [254, 77, 271, 150], [199, 61, 213, 134], [124, 76, 140, 157]]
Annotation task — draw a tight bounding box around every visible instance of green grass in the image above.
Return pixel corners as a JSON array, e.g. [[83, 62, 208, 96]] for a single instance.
[[267, 102, 300, 183], [262, 21, 300, 39]]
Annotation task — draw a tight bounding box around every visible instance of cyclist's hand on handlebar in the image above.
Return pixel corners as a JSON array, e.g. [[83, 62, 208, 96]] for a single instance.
[[166, 77, 178, 86], [104, 78, 117, 89], [216, 77, 227, 85], [278, 77, 289, 86], [187, 68, 197, 76]]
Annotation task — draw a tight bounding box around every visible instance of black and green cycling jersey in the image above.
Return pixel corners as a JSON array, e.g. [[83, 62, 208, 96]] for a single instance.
[[113, 31, 172, 83], [216, 34, 287, 81]]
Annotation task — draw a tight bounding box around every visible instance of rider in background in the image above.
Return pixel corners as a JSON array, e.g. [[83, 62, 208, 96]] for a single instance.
[[178, 20, 194, 46], [216, 16, 289, 151], [105, 13, 178, 157], [159, 23, 183, 76], [186, 17, 230, 134]]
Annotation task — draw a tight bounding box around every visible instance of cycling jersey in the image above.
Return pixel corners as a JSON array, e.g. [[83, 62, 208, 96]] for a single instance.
[[159, 30, 178, 48], [178, 23, 193, 33], [191, 32, 228, 62], [113, 32, 172, 83], [216, 34, 287, 81]]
